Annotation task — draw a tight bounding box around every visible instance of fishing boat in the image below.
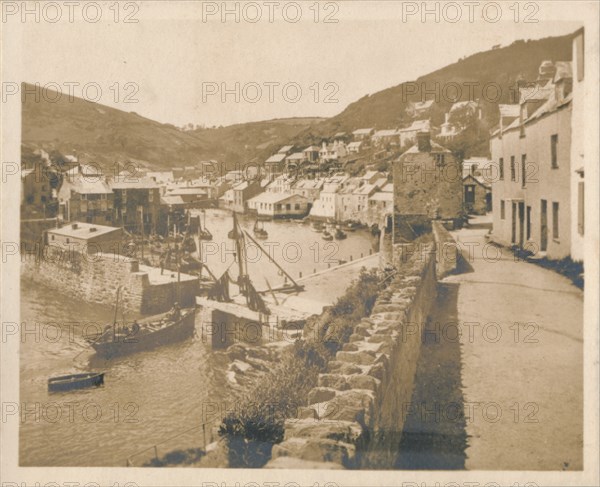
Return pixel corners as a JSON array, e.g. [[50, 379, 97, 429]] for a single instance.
[[334, 228, 347, 240], [90, 307, 196, 358], [198, 211, 213, 241], [253, 219, 268, 240], [312, 221, 324, 233], [48, 372, 105, 392], [322, 230, 333, 241]]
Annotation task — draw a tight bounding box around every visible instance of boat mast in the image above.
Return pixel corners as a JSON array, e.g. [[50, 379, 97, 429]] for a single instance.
[[243, 229, 302, 291], [113, 286, 121, 337]]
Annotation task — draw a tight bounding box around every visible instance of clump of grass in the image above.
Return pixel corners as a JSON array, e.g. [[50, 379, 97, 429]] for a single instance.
[[219, 268, 384, 467]]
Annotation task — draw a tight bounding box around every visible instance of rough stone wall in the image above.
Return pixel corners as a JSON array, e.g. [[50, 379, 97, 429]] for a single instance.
[[20, 248, 198, 314], [432, 220, 459, 279], [393, 150, 464, 222], [266, 243, 437, 469]]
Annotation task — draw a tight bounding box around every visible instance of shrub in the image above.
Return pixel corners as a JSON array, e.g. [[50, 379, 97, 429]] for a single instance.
[[219, 268, 384, 467]]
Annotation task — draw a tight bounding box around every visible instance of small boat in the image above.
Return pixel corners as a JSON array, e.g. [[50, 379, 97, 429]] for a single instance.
[[253, 220, 268, 240], [90, 307, 196, 358], [322, 230, 333, 241], [198, 211, 213, 241], [312, 222, 324, 233], [48, 372, 104, 392], [334, 228, 347, 240]]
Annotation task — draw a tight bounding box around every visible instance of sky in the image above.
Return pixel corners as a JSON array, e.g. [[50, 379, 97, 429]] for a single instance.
[[12, 1, 585, 128]]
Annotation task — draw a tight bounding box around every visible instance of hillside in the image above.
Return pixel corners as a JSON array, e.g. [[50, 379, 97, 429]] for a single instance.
[[21, 85, 322, 170], [22, 32, 575, 168], [289, 33, 575, 156]]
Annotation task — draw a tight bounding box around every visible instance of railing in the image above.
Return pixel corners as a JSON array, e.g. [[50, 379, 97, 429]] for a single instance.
[[125, 417, 221, 467]]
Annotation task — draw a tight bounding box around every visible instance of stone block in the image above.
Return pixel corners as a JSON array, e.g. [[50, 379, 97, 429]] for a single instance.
[[308, 387, 337, 404], [318, 374, 350, 391], [336, 350, 376, 366]]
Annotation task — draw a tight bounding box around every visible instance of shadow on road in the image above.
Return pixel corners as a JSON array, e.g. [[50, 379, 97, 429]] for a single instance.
[[395, 282, 468, 469]]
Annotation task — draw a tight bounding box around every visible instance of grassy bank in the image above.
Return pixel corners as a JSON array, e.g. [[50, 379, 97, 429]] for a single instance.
[[218, 268, 384, 468]]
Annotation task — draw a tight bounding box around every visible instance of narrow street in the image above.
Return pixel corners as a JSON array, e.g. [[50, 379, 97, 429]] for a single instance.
[[398, 215, 583, 470]]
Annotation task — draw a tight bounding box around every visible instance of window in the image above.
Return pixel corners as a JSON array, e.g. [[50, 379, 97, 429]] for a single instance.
[[286, 204, 291, 210], [551, 134, 558, 168], [578, 182, 584, 235], [499, 158, 504, 180], [51, 235, 55, 241], [510, 156, 516, 181], [500, 200, 505, 219], [552, 202, 559, 239], [521, 154, 527, 187], [294, 204, 300, 210]]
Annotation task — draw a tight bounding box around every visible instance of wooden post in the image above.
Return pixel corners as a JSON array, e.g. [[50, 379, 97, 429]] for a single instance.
[[202, 423, 207, 449], [154, 445, 158, 460]]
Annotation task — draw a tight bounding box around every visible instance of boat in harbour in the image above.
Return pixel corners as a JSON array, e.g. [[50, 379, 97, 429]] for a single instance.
[[334, 227, 347, 240], [48, 372, 105, 392], [322, 230, 333, 241], [89, 282, 196, 358], [253, 219, 268, 240], [312, 221, 325, 233], [90, 307, 196, 358]]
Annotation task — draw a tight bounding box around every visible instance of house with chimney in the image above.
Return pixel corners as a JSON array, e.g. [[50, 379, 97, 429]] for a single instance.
[[57, 164, 114, 225], [570, 28, 586, 263], [47, 222, 124, 254], [393, 131, 464, 238], [489, 59, 574, 260], [397, 120, 431, 148]]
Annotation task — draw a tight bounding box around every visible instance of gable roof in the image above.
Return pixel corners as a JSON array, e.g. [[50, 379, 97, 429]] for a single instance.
[[265, 153, 287, 163]]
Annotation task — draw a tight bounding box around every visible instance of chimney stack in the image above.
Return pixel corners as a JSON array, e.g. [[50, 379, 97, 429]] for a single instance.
[[417, 131, 431, 152]]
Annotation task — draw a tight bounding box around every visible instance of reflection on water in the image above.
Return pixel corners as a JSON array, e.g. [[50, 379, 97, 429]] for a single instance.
[[19, 213, 376, 466]]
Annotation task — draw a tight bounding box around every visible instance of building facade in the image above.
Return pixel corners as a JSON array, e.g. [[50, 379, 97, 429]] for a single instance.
[[490, 61, 573, 259]]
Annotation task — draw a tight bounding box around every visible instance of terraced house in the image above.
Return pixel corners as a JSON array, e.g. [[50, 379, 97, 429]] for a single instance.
[[489, 58, 578, 261]]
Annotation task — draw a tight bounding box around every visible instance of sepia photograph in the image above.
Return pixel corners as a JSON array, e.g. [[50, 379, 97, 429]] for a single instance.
[[1, 1, 599, 486]]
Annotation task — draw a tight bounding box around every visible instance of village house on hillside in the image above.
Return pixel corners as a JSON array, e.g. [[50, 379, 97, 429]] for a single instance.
[[303, 145, 320, 163], [219, 180, 262, 213], [21, 162, 55, 218], [489, 57, 578, 261], [110, 177, 161, 235], [352, 128, 375, 141], [291, 178, 325, 204], [372, 129, 400, 147], [58, 164, 114, 225], [406, 99, 434, 118], [397, 120, 431, 148], [247, 192, 309, 219]]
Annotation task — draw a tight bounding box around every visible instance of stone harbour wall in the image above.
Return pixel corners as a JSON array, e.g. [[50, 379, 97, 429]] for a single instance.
[[21, 247, 198, 314], [266, 243, 437, 469]]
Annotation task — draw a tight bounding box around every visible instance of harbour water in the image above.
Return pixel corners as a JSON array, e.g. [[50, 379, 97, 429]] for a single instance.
[[19, 213, 377, 466]]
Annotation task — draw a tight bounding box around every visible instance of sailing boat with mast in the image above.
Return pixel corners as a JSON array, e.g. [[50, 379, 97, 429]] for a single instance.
[[198, 209, 213, 241], [207, 212, 304, 317], [253, 218, 268, 240], [89, 268, 196, 358]]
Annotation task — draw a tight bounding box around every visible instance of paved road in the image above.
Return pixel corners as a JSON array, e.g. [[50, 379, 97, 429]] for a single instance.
[[398, 216, 583, 470]]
